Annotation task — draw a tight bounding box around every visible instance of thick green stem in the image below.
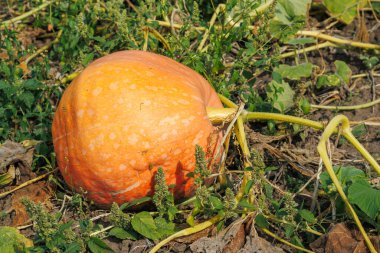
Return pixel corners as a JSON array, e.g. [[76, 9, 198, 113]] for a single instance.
[[149, 214, 223, 253], [1, 1, 52, 27], [311, 98, 380, 111], [207, 107, 324, 131], [317, 115, 378, 253]]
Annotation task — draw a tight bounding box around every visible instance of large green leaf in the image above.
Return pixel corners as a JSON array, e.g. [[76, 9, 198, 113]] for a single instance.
[[348, 179, 380, 219], [154, 217, 176, 238], [266, 80, 295, 112], [109, 227, 138, 240], [0, 226, 33, 252], [87, 237, 114, 253], [131, 212, 161, 240], [320, 166, 366, 194], [269, 0, 310, 41], [334, 60, 352, 85], [274, 0, 311, 24], [323, 0, 360, 24], [275, 63, 313, 80]]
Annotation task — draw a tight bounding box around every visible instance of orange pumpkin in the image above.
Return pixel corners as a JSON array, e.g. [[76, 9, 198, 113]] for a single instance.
[[52, 50, 223, 206]]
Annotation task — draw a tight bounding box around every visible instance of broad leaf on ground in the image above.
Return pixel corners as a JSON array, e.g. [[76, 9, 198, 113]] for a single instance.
[[323, 0, 361, 24], [334, 60, 352, 85], [131, 212, 161, 240], [274, 63, 313, 80], [348, 179, 380, 219], [266, 80, 295, 112]]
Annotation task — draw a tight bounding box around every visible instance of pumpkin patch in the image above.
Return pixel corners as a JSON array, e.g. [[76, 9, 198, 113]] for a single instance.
[[52, 50, 223, 206]]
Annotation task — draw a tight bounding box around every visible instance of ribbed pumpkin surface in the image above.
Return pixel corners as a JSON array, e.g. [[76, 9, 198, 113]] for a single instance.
[[52, 50, 223, 206]]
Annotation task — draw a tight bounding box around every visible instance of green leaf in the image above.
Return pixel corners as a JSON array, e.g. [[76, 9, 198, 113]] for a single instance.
[[275, 63, 313, 80], [109, 227, 138, 240], [299, 97, 311, 114], [186, 214, 195, 227], [82, 53, 94, 66], [154, 217, 176, 237], [299, 209, 316, 223], [209, 195, 224, 210], [125, 196, 151, 209], [168, 205, 178, 221], [131, 212, 161, 240], [24, 79, 43, 90], [266, 80, 295, 112], [275, 0, 311, 23], [316, 74, 341, 88], [238, 199, 255, 209], [245, 180, 254, 195], [255, 214, 269, 229], [334, 60, 352, 85], [320, 166, 366, 194], [18, 92, 35, 108], [87, 237, 114, 253], [0, 226, 33, 252], [284, 223, 295, 238], [64, 243, 81, 253], [348, 179, 380, 219], [323, 0, 360, 24], [269, 0, 309, 41]]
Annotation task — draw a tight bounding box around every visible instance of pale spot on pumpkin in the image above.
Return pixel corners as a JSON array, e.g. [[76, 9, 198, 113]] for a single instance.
[[89, 144, 95, 151], [129, 160, 136, 166], [102, 153, 112, 159], [92, 87, 102, 96], [174, 148, 181, 155], [81, 149, 87, 155], [119, 164, 127, 170], [123, 126, 129, 131], [146, 86, 158, 91], [161, 154, 168, 159], [159, 115, 180, 126], [113, 143, 120, 149], [142, 142, 151, 149], [143, 100, 151, 106], [178, 99, 190, 105], [109, 82, 118, 90], [182, 119, 191, 126], [87, 109, 95, 116], [105, 168, 113, 173], [160, 133, 168, 141], [129, 84, 136, 89], [109, 132, 116, 140], [122, 78, 131, 83], [171, 129, 178, 136], [102, 115, 109, 120], [117, 98, 124, 104], [146, 71, 155, 77], [77, 109, 84, 118], [128, 133, 139, 144]]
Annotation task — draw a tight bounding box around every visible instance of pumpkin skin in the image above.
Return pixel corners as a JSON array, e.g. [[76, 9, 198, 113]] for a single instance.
[[52, 50, 223, 206]]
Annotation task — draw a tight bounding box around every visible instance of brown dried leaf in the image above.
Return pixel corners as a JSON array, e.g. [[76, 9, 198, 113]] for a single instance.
[[17, 27, 44, 48], [238, 236, 285, 253], [310, 223, 380, 253], [10, 181, 52, 226], [0, 140, 37, 181]]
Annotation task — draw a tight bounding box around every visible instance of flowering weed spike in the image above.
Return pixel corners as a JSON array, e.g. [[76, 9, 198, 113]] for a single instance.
[[153, 167, 177, 220]]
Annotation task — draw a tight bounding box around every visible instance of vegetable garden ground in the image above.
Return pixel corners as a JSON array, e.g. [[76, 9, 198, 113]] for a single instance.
[[0, 1, 380, 252]]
